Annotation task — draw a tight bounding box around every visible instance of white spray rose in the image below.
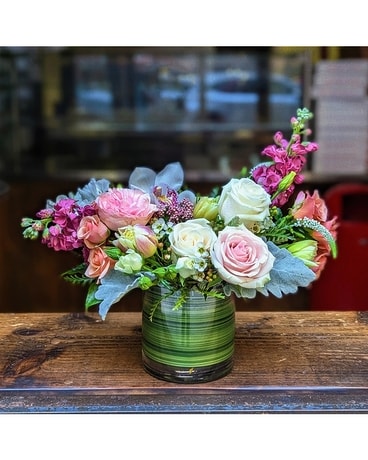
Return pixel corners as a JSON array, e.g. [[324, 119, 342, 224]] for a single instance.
[[168, 218, 217, 279]]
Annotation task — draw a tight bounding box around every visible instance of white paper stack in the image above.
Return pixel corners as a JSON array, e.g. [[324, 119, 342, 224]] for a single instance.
[[312, 59, 368, 175]]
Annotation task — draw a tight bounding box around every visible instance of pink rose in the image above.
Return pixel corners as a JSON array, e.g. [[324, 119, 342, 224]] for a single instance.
[[96, 188, 157, 231], [85, 247, 116, 280], [211, 225, 275, 289], [77, 215, 110, 249]]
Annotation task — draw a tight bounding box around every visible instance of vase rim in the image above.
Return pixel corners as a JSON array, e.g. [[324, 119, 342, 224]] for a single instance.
[[148, 284, 226, 298]]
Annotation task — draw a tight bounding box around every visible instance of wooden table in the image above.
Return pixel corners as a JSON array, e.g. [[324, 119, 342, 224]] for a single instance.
[[1, 311, 368, 413]]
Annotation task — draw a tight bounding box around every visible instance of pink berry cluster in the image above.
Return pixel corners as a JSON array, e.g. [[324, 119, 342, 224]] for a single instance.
[[153, 187, 194, 223]]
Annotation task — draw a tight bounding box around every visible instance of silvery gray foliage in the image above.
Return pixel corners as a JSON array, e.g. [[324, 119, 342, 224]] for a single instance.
[[260, 241, 316, 296], [95, 270, 141, 320], [74, 178, 111, 206], [45, 178, 111, 209]]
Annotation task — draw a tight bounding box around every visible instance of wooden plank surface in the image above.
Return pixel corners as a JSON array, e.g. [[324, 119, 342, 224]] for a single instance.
[[1, 311, 368, 413]]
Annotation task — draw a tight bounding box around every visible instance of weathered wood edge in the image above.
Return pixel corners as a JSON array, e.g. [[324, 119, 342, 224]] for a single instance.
[[1, 388, 368, 413]]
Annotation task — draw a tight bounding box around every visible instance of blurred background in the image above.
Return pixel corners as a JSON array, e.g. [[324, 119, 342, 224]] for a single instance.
[[1, 46, 367, 312]]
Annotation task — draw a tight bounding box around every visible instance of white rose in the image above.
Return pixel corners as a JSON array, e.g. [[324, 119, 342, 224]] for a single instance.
[[218, 178, 271, 229], [169, 218, 217, 258]]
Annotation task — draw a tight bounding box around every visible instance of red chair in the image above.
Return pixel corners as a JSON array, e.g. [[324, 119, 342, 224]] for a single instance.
[[310, 183, 368, 310]]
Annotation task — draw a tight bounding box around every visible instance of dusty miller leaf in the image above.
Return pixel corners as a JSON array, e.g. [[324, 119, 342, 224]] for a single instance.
[[95, 270, 141, 320], [74, 178, 111, 206], [258, 241, 316, 298]]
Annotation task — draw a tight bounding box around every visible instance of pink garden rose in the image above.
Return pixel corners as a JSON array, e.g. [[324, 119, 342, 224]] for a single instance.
[[211, 225, 275, 289], [77, 214, 110, 249], [96, 188, 157, 231], [85, 247, 116, 280]]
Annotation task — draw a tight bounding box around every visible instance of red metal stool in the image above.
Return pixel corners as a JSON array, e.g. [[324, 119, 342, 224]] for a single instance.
[[310, 183, 368, 310]]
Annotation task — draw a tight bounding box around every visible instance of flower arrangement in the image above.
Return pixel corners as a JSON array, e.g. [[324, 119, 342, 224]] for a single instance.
[[21, 108, 338, 320]]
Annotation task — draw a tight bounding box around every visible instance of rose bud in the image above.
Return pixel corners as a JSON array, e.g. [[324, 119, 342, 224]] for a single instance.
[[193, 197, 219, 221], [115, 225, 158, 258], [115, 250, 143, 274], [285, 240, 318, 269]]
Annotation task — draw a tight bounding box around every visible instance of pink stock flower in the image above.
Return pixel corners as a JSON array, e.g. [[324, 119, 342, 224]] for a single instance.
[[36, 208, 53, 219], [251, 165, 283, 194], [77, 215, 110, 249], [53, 198, 80, 227], [85, 247, 116, 280], [44, 224, 82, 251], [96, 188, 157, 231], [252, 131, 318, 207], [41, 199, 96, 251], [252, 163, 297, 207]]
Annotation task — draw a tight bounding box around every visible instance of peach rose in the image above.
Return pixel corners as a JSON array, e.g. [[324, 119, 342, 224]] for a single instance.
[[312, 216, 339, 279], [96, 188, 157, 231], [292, 190, 328, 221], [85, 247, 116, 280], [211, 225, 275, 289], [77, 215, 110, 249], [292, 190, 339, 279]]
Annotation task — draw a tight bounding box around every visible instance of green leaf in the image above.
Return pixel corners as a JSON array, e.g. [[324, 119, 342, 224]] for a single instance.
[[103, 247, 123, 260], [61, 264, 90, 285], [85, 283, 100, 309]]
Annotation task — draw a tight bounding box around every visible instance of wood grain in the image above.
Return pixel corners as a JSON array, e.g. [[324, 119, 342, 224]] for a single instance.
[[1, 311, 368, 412]]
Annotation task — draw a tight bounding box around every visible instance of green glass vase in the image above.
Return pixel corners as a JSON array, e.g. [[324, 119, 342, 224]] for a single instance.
[[141, 286, 235, 383]]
